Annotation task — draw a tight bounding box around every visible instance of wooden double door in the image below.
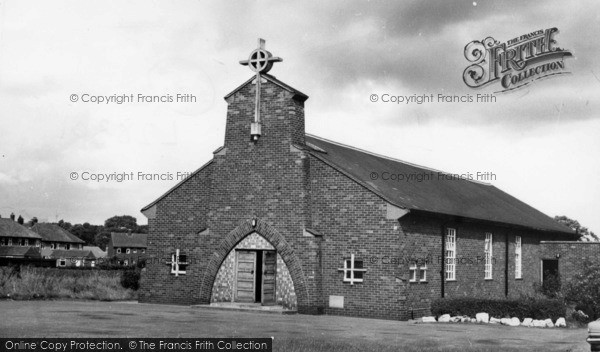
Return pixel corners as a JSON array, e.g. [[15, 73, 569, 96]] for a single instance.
[[235, 250, 276, 305]]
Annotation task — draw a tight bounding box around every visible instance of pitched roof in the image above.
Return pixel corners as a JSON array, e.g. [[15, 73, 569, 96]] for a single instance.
[[305, 134, 575, 235], [224, 74, 308, 102], [46, 249, 95, 259], [83, 246, 107, 258], [0, 219, 42, 239], [31, 223, 85, 244], [141, 160, 212, 212], [0, 246, 42, 258], [110, 232, 147, 248]]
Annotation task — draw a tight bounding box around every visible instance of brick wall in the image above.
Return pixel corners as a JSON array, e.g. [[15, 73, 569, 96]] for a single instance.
[[310, 155, 406, 320], [540, 241, 600, 286]]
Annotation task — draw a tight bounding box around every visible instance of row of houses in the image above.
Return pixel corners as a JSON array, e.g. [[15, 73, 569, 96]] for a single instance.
[[0, 216, 147, 268]]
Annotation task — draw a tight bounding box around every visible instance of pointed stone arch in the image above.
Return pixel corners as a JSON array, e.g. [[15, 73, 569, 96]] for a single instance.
[[196, 218, 308, 310]]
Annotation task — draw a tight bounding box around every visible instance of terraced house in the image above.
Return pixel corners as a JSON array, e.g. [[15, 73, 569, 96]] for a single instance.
[[107, 232, 147, 266], [138, 40, 575, 320], [0, 217, 96, 268]]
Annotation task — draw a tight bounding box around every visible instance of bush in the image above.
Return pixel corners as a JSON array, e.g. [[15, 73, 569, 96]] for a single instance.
[[431, 297, 565, 321], [564, 259, 600, 320], [0, 265, 137, 301], [536, 271, 562, 299], [121, 269, 141, 290]]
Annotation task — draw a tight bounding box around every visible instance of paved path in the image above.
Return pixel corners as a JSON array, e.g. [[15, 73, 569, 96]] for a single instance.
[[0, 300, 589, 351]]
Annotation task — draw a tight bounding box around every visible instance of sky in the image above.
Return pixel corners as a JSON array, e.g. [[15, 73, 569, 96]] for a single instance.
[[0, 0, 598, 234]]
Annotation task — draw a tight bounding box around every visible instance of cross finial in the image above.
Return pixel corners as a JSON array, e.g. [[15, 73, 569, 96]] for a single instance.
[[240, 38, 282, 74]]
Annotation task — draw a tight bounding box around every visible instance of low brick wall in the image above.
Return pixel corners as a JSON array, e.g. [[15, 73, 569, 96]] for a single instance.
[[540, 241, 600, 285]]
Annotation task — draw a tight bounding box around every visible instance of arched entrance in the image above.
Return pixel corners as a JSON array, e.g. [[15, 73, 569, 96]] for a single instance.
[[211, 232, 296, 308], [198, 219, 307, 311]]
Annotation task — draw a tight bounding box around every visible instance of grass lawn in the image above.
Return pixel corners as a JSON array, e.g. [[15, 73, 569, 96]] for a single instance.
[[0, 300, 589, 352]]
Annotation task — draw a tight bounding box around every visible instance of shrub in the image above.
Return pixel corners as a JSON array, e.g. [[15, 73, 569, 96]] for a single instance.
[[431, 297, 565, 321], [0, 265, 137, 301], [564, 259, 600, 320], [536, 271, 562, 299], [121, 269, 141, 290]]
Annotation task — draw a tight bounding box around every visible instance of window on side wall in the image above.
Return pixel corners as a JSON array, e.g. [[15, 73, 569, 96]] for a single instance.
[[168, 249, 188, 276], [484, 233, 493, 280], [338, 254, 366, 285], [445, 228, 457, 281], [409, 263, 417, 282], [58, 259, 66, 267], [419, 263, 427, 282], [515, 236, 522, 279]]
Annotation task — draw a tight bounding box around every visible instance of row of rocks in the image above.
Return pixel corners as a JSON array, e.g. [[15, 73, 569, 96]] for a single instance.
[[421, 313, 567, 328]]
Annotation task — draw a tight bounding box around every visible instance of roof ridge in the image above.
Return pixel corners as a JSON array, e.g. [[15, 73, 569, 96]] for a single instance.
[[305, 133, 492, 186]]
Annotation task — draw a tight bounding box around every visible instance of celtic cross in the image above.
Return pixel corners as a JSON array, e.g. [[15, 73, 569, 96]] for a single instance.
[[239, 39, 282, 141]]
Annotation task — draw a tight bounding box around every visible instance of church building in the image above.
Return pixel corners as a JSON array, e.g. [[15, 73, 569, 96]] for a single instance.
[[138, 39, 575, 320]]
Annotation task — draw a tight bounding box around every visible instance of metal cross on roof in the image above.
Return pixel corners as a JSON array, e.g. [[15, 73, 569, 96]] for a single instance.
[[239, 39, 282, 141], [240, 38, 282, 74]]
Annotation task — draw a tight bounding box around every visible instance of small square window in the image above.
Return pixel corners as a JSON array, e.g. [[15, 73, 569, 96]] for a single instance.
[[58, 259, 66, 267], [167, 249, 188, 276], [338, 254, 367, 285]]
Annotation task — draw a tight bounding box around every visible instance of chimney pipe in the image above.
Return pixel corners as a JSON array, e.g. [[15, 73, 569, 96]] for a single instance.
[[10, 213, 15, 221]]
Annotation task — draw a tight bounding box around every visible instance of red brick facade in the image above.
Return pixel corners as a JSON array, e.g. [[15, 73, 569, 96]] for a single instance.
[[138, 74, 573, 320]]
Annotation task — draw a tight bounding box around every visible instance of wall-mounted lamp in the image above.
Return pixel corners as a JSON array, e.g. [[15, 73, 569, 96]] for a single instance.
[[252, 218, 257, 227], [556, 253, 561, 259]]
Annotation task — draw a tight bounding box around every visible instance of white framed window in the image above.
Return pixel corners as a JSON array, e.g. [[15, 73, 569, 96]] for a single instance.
[[133, 249, 137, 254], [58, 259, 66, 267], [515, 236, 522, 279], [126, 248, 131, 254], [124, 259, 129, 266], [409, 263, 417, 282], [445, 228, 456, 281], [167, 249, 188, 276], [141, 249, 146, 253], [419, 263, 428, 282], [90, 261, 95, 268], [338, 253, 366, 285], [20, 239, 26, 246], [484, 233, 493, 280], [116, 248, 121, 254]]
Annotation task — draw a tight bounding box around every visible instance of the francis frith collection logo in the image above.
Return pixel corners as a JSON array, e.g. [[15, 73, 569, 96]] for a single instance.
[[463, 28, 572, 92]]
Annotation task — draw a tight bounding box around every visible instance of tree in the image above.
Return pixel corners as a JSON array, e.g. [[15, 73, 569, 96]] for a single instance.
[[554, 215, 598, 241], [564, 259, 600, 321], [26, 217, 38, 227], [94, 215, 146, 250], [104, 215, 139, 232], [57, 219, 73, 231], [70, 222, 101, 245]]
